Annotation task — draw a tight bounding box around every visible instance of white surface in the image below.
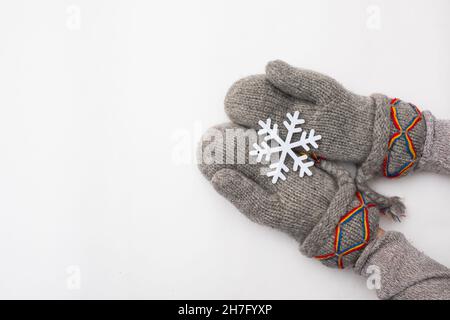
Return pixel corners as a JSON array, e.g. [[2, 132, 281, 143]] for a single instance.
[[0, 0, 449, 299]]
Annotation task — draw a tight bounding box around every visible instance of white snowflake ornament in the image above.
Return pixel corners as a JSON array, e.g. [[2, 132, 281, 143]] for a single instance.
[[250, 111, 322, 184]]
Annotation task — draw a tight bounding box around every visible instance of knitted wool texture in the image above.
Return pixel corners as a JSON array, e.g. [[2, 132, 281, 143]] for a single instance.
[[224, 60, 428, 214], [417, 112, 450, 175], [198, 123, 379, 269], [355, 231, 450, 300]]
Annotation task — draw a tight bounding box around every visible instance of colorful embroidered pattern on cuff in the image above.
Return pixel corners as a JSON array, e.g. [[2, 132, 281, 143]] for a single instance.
[[315, 192, 375, 269], [383, 98, 422, 178]]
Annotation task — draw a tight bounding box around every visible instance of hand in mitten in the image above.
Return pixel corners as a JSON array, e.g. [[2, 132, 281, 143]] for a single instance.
[[224, 60, 450, 215], [198, 123, 381, 269]]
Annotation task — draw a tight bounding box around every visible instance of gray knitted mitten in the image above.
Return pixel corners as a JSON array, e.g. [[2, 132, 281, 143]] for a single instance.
[[198, 123, 380, 269], [224, 60, 440, 216]]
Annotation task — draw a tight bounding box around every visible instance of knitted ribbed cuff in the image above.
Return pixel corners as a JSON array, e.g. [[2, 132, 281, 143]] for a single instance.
[[417, 111, 450, 175], [300, 160, 380, 269], [357, 94, 426, 181]]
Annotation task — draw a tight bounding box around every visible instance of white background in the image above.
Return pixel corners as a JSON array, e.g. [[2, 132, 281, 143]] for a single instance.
[[0, 0, 449, 299]]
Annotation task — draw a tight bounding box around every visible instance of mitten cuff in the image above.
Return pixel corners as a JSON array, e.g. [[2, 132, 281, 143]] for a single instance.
[[416, 111, 450, 175], [357, 94, 427, 181], [300, 160, 380, 269]]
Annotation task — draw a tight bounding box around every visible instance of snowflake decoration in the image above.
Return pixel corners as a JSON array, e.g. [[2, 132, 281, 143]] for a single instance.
[[250, 111, 322, 184]]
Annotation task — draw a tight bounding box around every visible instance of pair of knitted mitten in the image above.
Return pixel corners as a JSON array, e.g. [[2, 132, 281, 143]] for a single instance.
[[224, 60, 450, 217], [199, 61, 450, 269], [198, 124, 380, 269]]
